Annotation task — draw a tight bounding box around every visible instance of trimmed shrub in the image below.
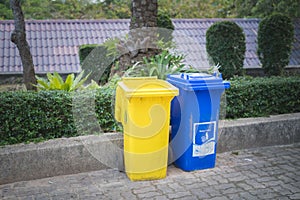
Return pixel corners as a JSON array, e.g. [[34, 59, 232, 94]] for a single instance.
[[257, 13, 295, 76], [226, 76, 300, 118], [206, 21, 246, 79], [0, 88, 118, 146]]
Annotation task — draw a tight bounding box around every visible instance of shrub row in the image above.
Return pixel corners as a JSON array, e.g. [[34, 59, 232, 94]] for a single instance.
[[226, 76, 300, 118], [0, 87, 117, 146], [1, 76, 299, 145]]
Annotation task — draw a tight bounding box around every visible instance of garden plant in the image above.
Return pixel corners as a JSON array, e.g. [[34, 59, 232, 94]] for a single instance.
[[206, 21, 246, 79], [257, 13, 294, 76]]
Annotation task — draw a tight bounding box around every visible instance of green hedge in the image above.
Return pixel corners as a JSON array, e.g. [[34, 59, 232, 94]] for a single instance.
[[0, 88, 118, 146], [226, 76, 300, 118], [1, 76, 300, 145]]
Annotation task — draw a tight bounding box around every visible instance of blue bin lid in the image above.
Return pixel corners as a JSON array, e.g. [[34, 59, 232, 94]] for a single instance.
[[167, 73, 230, 91]]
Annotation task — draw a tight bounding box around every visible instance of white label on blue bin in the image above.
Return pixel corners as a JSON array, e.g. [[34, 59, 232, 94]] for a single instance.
[[193, 121, 216, 157]]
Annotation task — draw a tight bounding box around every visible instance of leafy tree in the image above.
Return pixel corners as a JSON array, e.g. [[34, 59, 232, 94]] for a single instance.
[[100, 0, 130, 19], [232, 0, 258, 18], [0, 0, 13, 19], [234, 0, 300, 18], [252, 0, 300, 18]]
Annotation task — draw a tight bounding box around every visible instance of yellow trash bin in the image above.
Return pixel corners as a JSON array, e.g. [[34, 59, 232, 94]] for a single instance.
[[115, 77, 178, 181]]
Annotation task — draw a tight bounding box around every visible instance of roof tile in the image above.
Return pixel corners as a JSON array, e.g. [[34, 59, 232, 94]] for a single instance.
[[1, 19, 299, 74]]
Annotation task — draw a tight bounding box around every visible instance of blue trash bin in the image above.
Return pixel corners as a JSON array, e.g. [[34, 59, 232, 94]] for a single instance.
[[167, 73, 230, 171]]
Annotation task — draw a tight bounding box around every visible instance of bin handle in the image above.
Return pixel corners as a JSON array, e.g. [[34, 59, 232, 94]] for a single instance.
[[180, 73, 189, 80]]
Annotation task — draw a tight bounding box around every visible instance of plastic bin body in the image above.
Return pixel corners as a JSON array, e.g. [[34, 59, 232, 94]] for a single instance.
[[167, 73, 230, 171], [115, 77, 178, 181]]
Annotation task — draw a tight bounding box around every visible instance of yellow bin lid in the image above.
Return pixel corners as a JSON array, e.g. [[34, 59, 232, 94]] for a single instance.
[[118, 77, 179, 98]]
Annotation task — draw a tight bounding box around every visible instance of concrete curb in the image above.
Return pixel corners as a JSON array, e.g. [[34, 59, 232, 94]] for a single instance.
[[218, 113, 300, 152], [1, 113, 300, 185]]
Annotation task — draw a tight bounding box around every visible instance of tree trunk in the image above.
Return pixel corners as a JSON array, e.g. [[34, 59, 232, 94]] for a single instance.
[[10, 0, 37, 91], [110, 0, 159, 77]]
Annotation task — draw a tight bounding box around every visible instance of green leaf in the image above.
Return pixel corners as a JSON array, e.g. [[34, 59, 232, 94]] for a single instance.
[[64, 74, 74, 91], [53, 72, 64, 85], [72, 70, 85, 90]]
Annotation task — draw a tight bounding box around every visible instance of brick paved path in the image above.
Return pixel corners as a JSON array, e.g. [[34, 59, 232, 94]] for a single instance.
[[1, 143, 299, 200]]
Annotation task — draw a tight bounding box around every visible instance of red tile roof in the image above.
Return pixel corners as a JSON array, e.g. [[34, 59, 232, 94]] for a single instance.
[[0, 18, 299, 75]]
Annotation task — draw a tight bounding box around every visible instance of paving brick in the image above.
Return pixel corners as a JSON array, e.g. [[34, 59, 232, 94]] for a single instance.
[[156, 184, 174, 194], [291, 181, 300, 189], [256, 176, 277, 183], [200, 187, 222, 197], [244, 179, 266, 189], [190, 189, 211, 199], [120, 191, 137, 200], [250, 168, 270, 177], [213, 183, 235, 191], [174, 177, 199, 186], [137, 191, 162, 199], [2, 196, 19, 200], [132, 186, 157, 194], [166, 191, 192, 199], [222, 172, 243, 179], [248, 188, 280, 199], [145, 195, 169, 200], [281, 184, 300, 193], [277, 164, 296, 172], [222, 187, 244, 195], [183, 181, 208, 190], [236, 182, 253, 191], [167, 182, 187, 192], [238, 191, 258, 199], [272, 185, 293, 196], [244, 171, 260, 179], [225, 193, 240, 200], [18, 196, 34, 200], [277, 174, 297, 183], [227, 175, 248, 182], [208, 196, 230, 200], [289, 193, 300, 200], [173, 196, 198, 200], [261, 180, 284, 187], [201, 177, 219, 186]]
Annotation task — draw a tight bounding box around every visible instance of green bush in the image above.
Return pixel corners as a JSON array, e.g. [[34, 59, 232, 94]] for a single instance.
[[226, 76, 300, 118], [257, 14, 295, 76], [206, 21, 246, 79], [0, 88, 118, 146]]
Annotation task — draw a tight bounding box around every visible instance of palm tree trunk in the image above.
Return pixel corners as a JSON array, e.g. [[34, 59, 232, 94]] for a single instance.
[[110, 0, 159, 77]]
